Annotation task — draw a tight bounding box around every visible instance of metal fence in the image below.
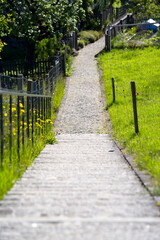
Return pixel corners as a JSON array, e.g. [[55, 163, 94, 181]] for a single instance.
[[0, 52, 65, 166], [101, 5, 129, 28], [0, 54, 65, 80]]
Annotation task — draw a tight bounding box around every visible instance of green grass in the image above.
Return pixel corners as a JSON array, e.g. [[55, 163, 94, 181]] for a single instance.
[[99, 46, 160, 193], [77, 30, 103, 49], [52, 76, 65, 119], [0, 76, 65, 200]]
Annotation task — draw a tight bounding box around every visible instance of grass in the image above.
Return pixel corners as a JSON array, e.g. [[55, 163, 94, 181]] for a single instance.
[[0, 76, 65, 200], [77, 30, 103, 49], [98, 46, 160, 193]]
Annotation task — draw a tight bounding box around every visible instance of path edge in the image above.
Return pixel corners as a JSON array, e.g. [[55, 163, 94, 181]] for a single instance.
[[98, 64, 160, 207]]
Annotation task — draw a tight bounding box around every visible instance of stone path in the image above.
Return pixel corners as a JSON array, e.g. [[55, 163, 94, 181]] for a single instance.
[[0, 37, 160, 239]]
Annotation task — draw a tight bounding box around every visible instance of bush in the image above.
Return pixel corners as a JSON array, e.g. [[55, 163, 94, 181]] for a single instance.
[[78, 30, 102, 45], [35, 35, 59, 60], [77, 39, 86, 49]]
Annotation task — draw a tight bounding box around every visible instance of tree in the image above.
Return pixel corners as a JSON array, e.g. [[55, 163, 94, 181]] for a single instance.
[[128, 0, 160, 18], [0, 0, 11, 58], [0, 0, 85, 59], [1, 0, 85, 42]]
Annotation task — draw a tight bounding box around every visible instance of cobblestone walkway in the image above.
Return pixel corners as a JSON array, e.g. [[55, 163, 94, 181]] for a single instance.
[[0, 38, 160, 239]]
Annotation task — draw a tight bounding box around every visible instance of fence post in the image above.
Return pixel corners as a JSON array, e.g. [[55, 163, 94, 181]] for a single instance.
[[32, 81, 37, 144], [75, 31, 78, 50], [0, 93, 4, 167], [112, 78, 115, 102], [17, 74, 24, 161], [116, 7, 119, 19], [45, 73, 49, 95], [49, 66, 54, 95], [0, 73, 1, 89], [131, 81, 139, 134], [0, 74, 2, 166], [18, 74, 24, 150], [27, 79, 32, 139], [105, 26, 111, 51], [63, 46, 67, 77]]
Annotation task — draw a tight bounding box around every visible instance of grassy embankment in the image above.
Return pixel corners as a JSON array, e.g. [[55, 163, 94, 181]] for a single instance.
[[0, 76, 65, 200], [99, 46, 160, 193]]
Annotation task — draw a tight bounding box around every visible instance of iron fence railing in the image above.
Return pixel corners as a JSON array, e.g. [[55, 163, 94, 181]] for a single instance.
[[0, 51, 66, 166]]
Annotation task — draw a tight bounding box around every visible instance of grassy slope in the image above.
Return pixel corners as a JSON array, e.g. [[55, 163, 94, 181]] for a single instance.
[[99, 47, 160, 192]]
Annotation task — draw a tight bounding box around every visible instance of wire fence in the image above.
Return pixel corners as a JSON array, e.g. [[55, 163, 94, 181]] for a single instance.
[[104, 18, 160, 168], [103, 20, 160, 159]]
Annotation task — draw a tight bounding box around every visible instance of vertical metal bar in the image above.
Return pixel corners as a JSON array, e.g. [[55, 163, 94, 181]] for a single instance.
[[27, 80, 32, 139], [27, 96, 30, 139], [22, 97, 25, 148], [63, 47, 66, 77], [18, 74, 24, 150], [0, 73, 1, 89], [131, 81, 139, 134], [49, 97, 52, 120], [17, 96, 20, 161], [32, 97, 34, 144], [0, 94, 4, 166], [46, 98, 48, 120], [41, 97, 44, 134], [9, 95, 12, 164], [38, 96, 41, 135]]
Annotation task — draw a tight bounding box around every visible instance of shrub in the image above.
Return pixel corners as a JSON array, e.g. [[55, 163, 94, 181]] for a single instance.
[[35, 35, 59, 60], [77, 39, 86, 49]]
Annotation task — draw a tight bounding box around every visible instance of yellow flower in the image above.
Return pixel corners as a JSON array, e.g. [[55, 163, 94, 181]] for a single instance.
[[3, 106, 5, 109], [46, 119, 51, 123], [4, 113, 7, 117], [19, 103, 24, 108], [20, 109, 25, 113], [13, 132, 16, 136], [5, 123, 8, 126], [12, 108, 16, 112], [36, 122, 42, 128]]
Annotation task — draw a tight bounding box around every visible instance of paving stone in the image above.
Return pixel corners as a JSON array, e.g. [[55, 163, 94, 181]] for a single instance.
[[0, 38, 160, 239]]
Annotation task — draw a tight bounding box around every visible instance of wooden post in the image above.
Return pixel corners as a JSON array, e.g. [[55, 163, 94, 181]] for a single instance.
[[131, 81, 139, 134], [112, 78, 115, 102], [105, 26, 111, 51]]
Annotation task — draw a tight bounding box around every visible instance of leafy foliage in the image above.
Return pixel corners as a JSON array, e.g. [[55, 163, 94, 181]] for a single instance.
[[35, 35, 59, 60], [0, 0, 85, 43], [127, 0, 160, 19]]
